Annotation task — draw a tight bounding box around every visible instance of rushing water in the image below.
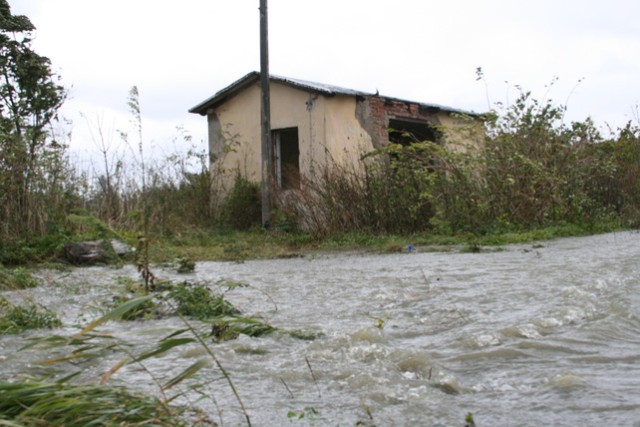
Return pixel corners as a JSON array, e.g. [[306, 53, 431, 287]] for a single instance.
[[2, 231, 640, 426]]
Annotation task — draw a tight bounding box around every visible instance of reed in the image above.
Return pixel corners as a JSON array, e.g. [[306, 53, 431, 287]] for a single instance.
[[0, 380, 207, 427]]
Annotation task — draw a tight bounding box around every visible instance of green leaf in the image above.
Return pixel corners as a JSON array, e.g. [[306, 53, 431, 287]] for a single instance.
[[74, 296, 153, 338], [162, 359, 208, 390]]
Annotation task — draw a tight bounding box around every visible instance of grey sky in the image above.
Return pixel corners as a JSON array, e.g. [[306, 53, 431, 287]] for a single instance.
[[12, 0, 640, 159]]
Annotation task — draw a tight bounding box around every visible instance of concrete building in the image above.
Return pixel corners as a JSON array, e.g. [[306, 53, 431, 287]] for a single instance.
[[189, 72, 480, 191]]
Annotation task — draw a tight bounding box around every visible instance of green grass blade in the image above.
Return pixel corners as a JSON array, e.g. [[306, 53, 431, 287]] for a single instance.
[[162, 359, 208, 390], [74, 296, 153, 337]]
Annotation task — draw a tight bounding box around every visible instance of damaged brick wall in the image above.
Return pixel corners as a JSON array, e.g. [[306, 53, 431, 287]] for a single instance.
[[355, 95, 444, 149]]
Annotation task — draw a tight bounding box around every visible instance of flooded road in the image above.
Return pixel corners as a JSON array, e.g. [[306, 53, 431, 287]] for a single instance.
[[2, 231, 640, 426]]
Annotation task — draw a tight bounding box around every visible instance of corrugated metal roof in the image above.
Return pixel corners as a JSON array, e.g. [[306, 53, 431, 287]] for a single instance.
[[189, 71, 476, 116], [270, 74, 371, 97]]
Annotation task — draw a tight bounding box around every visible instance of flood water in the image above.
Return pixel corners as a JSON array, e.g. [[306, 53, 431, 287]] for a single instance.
[[2, 231, 640, 426]]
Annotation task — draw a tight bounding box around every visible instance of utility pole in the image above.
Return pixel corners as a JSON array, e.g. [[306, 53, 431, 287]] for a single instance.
[[259, 0, 272, 228]]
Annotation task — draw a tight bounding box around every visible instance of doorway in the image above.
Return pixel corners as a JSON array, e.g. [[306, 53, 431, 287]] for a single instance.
[[272, 127, 300, 189]]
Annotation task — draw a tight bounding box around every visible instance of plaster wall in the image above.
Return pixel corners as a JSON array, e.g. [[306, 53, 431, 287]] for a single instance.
[[208, 81, 375, 187]]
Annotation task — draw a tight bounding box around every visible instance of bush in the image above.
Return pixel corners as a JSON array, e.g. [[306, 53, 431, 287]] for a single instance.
[[217, 175, 261, 231], [278, 91, 640, 236], [170, 282, 239, 320], [277, 152, 436, 237]]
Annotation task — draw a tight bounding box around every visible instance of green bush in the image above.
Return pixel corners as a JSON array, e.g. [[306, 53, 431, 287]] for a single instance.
[[217, 174, 261, 231], [279, 91, 640, 236], [170, 282, 239, 320]]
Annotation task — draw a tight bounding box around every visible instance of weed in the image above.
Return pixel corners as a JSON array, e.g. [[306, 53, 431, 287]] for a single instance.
[[170, 282, 239, 320], [0, 380, 211, 426], [209, 316, 275, 342], [175, 256, 196, 273], [369, 313, 390, 329], [218, 174, 262, 231], [107, 279, 277, 344], [461, 242, 482, 253], [287, 329, 324, 340], [110, 294, 160, 320], [287, 407, 319, 421], [0, 297, 61, 333], [465, 412, 476, 427], [168, 282, 275, 341], [0, 266, 40, 290]]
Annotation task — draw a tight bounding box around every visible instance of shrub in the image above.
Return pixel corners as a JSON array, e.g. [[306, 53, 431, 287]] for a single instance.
[[217, 174, 261, 231], [279, 91, 640, 236], [170, 282, 239, 320], [277, 152, 436, 237]]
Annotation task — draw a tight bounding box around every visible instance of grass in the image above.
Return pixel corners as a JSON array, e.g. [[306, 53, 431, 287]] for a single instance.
[[209, 316, 276, 342], [0, 297, 61, 334], [140, 222, 629, 263], [0, 220, 629, 267], [0, 380, 211, 427], [146, 229, 311, 262], [106, 279, 278, 344], [0, 266, 40, 290], [171, 282, 239, 319]]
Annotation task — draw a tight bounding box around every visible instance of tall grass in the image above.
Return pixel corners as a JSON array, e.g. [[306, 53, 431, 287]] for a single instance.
[[5, 288, 247, 425], [278, 151, 435, 236], [0, 380, 201, 427], [277, 92, 640, 236]]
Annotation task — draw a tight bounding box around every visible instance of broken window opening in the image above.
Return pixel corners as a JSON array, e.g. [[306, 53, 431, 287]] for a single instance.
[[388, 118, 442, 146], [272, 127, 300, 190]]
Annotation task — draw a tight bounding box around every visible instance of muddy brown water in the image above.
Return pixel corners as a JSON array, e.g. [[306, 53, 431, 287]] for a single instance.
[[1, 231, 640, 426]]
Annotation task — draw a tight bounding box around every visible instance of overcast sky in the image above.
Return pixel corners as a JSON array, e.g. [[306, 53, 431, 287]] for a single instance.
[[12, 0, 640, 164]]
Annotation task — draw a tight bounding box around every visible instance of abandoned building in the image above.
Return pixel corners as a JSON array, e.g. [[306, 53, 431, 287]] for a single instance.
[[189, 71, 479, 191]]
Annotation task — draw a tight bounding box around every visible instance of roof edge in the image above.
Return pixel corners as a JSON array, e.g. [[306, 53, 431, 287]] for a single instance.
[[189, 71, 260, 115], [189, 72, 478, 116]]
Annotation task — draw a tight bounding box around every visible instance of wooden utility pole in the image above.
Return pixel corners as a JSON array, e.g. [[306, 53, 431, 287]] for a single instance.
[[259, 0, 272, 228]]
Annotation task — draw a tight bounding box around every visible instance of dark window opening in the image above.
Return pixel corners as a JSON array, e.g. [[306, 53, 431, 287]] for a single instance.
[[388, 118, 442, 146], [272, 127, 300, 189]]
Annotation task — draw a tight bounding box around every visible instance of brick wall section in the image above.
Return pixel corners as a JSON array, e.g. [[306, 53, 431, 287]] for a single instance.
[[357, 95, 444, 148]]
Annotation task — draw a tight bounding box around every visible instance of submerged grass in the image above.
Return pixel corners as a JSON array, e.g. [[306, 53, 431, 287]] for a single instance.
[[106, 279, 277, 344], [0, 297, 61, 334], [209, 316, 276, 342], [2, 221, 620, 423], [170, 282, 239, 319]]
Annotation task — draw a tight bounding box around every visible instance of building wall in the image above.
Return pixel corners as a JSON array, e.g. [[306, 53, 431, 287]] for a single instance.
[[208, 81, 375, 189], [207, 84, 260, 182], [356, 96, 482, 151], [206, 81, 483, 193]]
